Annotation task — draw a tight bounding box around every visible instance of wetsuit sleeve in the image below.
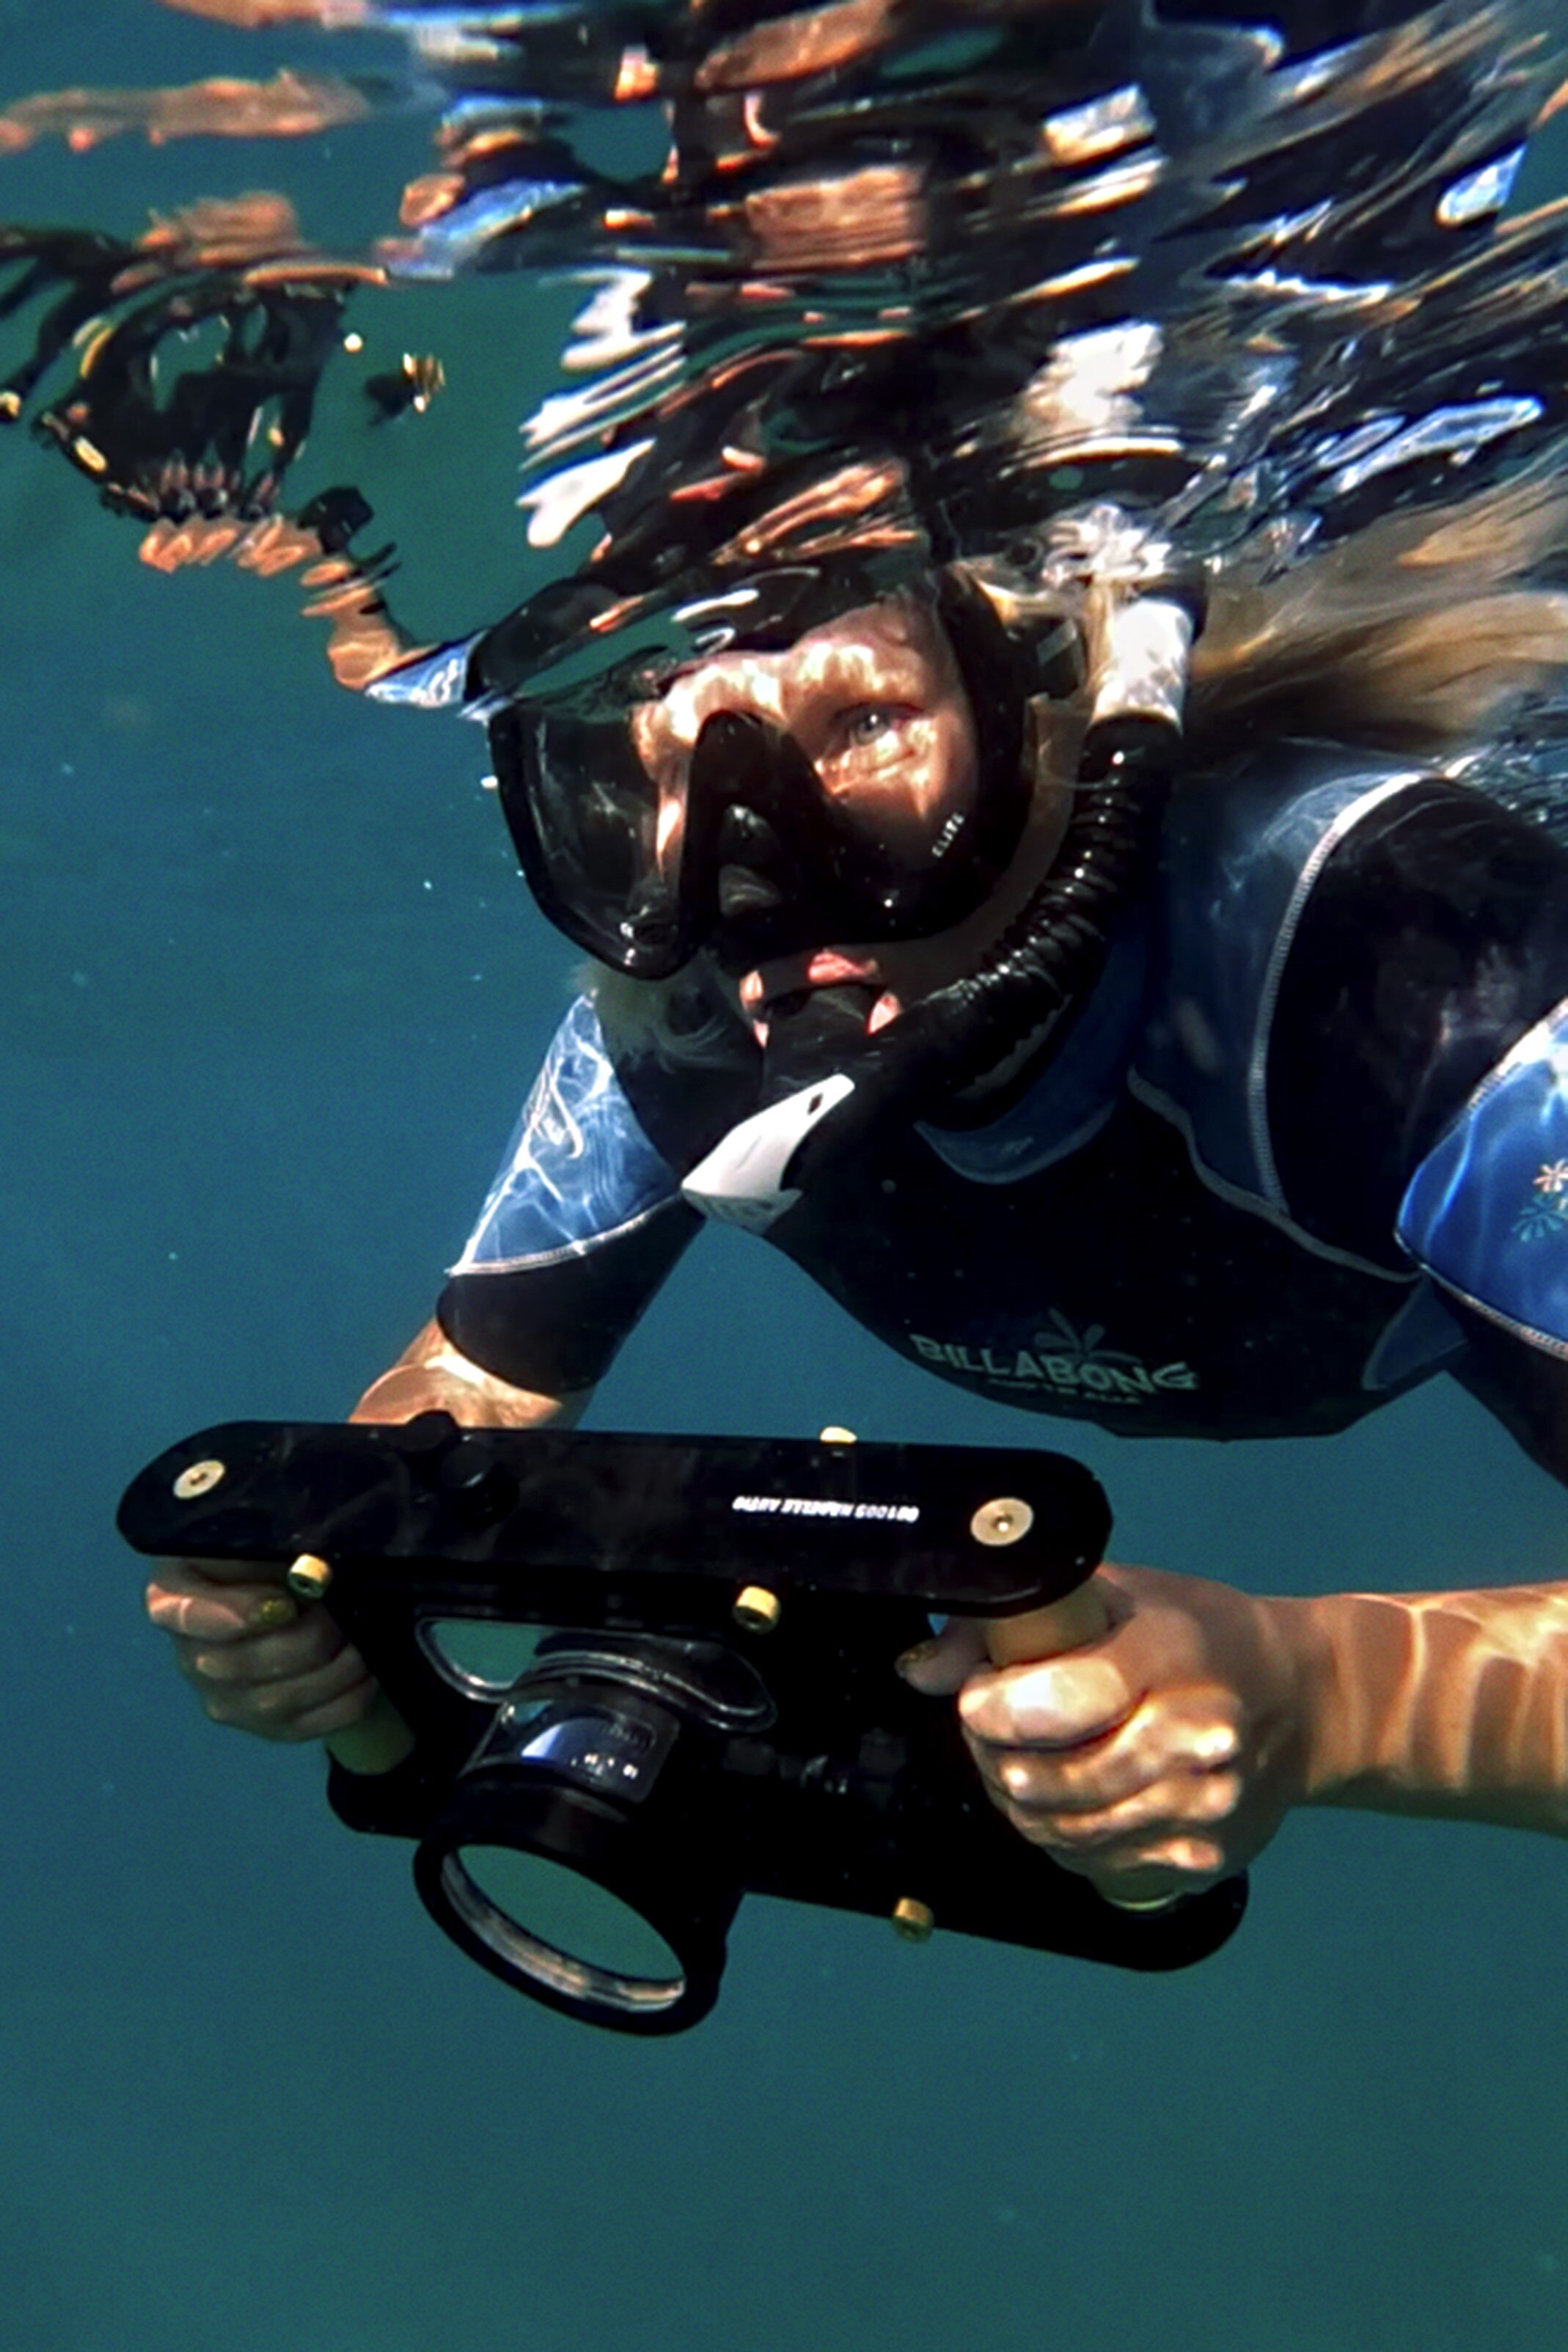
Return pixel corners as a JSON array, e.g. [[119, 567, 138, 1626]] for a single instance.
[[436, 994, 703, 1394]]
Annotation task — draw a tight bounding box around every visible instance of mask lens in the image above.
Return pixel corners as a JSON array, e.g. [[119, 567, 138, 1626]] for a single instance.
[[492, 703, 686, 977]]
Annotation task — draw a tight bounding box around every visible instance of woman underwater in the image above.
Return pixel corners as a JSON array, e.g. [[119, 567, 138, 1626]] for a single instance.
[[149, 494, 1568, 1910], [10, 0, 1568, 1914]]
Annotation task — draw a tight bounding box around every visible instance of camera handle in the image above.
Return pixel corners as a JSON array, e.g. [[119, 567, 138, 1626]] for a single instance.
[[325, 1687, 417, 1776], [985, 1581, 1111, 1668], [279, 1551, 419, 1777]]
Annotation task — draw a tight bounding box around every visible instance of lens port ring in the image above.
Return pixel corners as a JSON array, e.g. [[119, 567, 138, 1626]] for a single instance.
[[414, 1770, 739, 2036]]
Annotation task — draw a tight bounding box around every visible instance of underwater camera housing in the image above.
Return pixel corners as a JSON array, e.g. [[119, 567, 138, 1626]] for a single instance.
[[119, 1415, 1245, 2033]]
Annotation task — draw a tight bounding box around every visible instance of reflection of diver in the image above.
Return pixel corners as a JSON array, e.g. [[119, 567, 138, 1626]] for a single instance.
[[147, 534, 1568, 1908]]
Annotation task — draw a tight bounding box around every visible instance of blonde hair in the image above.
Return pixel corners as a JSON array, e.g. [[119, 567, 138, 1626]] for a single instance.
[[1187, 470, 1568, 758]]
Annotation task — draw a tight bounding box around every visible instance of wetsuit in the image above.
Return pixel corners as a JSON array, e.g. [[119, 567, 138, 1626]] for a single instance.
[[436, 744, 1568, 1442]]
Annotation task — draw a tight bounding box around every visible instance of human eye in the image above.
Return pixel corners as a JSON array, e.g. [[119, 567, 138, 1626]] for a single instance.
[[831, 702, 915, 754]]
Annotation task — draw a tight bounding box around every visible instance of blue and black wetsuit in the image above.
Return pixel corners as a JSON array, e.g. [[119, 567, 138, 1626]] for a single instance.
[[436, 744, 1568, 1444]]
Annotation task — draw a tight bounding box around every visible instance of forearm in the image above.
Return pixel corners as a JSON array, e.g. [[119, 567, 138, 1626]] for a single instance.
[[315, 1320, 587, 1773], [1294, 1583, 1568, 1834], [350, 1316, 590, 1430]]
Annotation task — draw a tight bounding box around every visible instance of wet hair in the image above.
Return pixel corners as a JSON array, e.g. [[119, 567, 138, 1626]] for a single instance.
[[1187, 471, 1568, 758]]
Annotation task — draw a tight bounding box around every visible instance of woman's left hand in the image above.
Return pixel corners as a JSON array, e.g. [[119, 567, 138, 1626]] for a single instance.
[[898, 1562, 1320, 1906]]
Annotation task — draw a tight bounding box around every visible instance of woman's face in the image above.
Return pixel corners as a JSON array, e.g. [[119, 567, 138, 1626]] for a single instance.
[[632, 593, 1068, 1041]]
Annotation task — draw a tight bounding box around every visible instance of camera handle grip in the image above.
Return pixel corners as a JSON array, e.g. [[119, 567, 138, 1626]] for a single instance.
[[983, 1580, 1111, 1668], [983, 1580, 1177, 1913], [281, 1555, 418, 1776], [326, 1689, 417, 1776]]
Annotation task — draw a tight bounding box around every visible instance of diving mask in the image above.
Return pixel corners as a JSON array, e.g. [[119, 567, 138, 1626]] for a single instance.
[[485, 572, 1055, 979]]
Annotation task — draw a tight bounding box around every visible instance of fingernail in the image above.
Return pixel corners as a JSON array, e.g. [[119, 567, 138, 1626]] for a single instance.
[[249, 1594, 297, 1631], [895, 1639, 940, 1681]]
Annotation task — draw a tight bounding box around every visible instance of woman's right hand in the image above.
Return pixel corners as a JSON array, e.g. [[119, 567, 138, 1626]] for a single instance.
[[143, 1324, 579, 1750], [145, 1557, 381, 1743]]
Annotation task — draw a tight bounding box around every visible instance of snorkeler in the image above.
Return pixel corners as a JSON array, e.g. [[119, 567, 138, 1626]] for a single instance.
[[147, 532, 1568, 1912]]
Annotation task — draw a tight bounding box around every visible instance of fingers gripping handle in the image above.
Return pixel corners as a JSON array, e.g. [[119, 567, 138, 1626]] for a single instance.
[[983, 1580, 1177, 1914]]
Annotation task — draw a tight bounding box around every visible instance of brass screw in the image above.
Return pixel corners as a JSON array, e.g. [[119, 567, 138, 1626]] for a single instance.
[[733, 1583, 782, 1634], [892, 1897, 934, 1942], [172, 1459, 226, 1501], [970, 1495, 1035, 1547], [287, 1553, 333, 1601]]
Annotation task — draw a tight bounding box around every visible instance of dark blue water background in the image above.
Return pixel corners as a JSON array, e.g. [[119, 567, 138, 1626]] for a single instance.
[[4, 9, 1568, 2349]]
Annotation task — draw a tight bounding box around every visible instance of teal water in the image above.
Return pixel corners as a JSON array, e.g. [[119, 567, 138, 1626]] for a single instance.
[[5, 10, 1568, 2351]]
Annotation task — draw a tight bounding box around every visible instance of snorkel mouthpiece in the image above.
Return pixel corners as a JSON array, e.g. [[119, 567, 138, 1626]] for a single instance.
[[682, 578, 1199, 1234]]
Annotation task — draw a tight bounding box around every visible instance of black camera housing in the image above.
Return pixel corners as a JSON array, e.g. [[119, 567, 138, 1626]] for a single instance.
[[120, 1413, 1245, 2031]]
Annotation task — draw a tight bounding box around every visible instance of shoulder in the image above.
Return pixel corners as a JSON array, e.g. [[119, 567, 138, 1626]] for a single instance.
[[436, 988, 734, 1396], [1133, 744, 1448, 1256], [1133, 742, 1568, 1284], [453, 993, 686, 1274], [1268, 764, 1568, 1267]]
